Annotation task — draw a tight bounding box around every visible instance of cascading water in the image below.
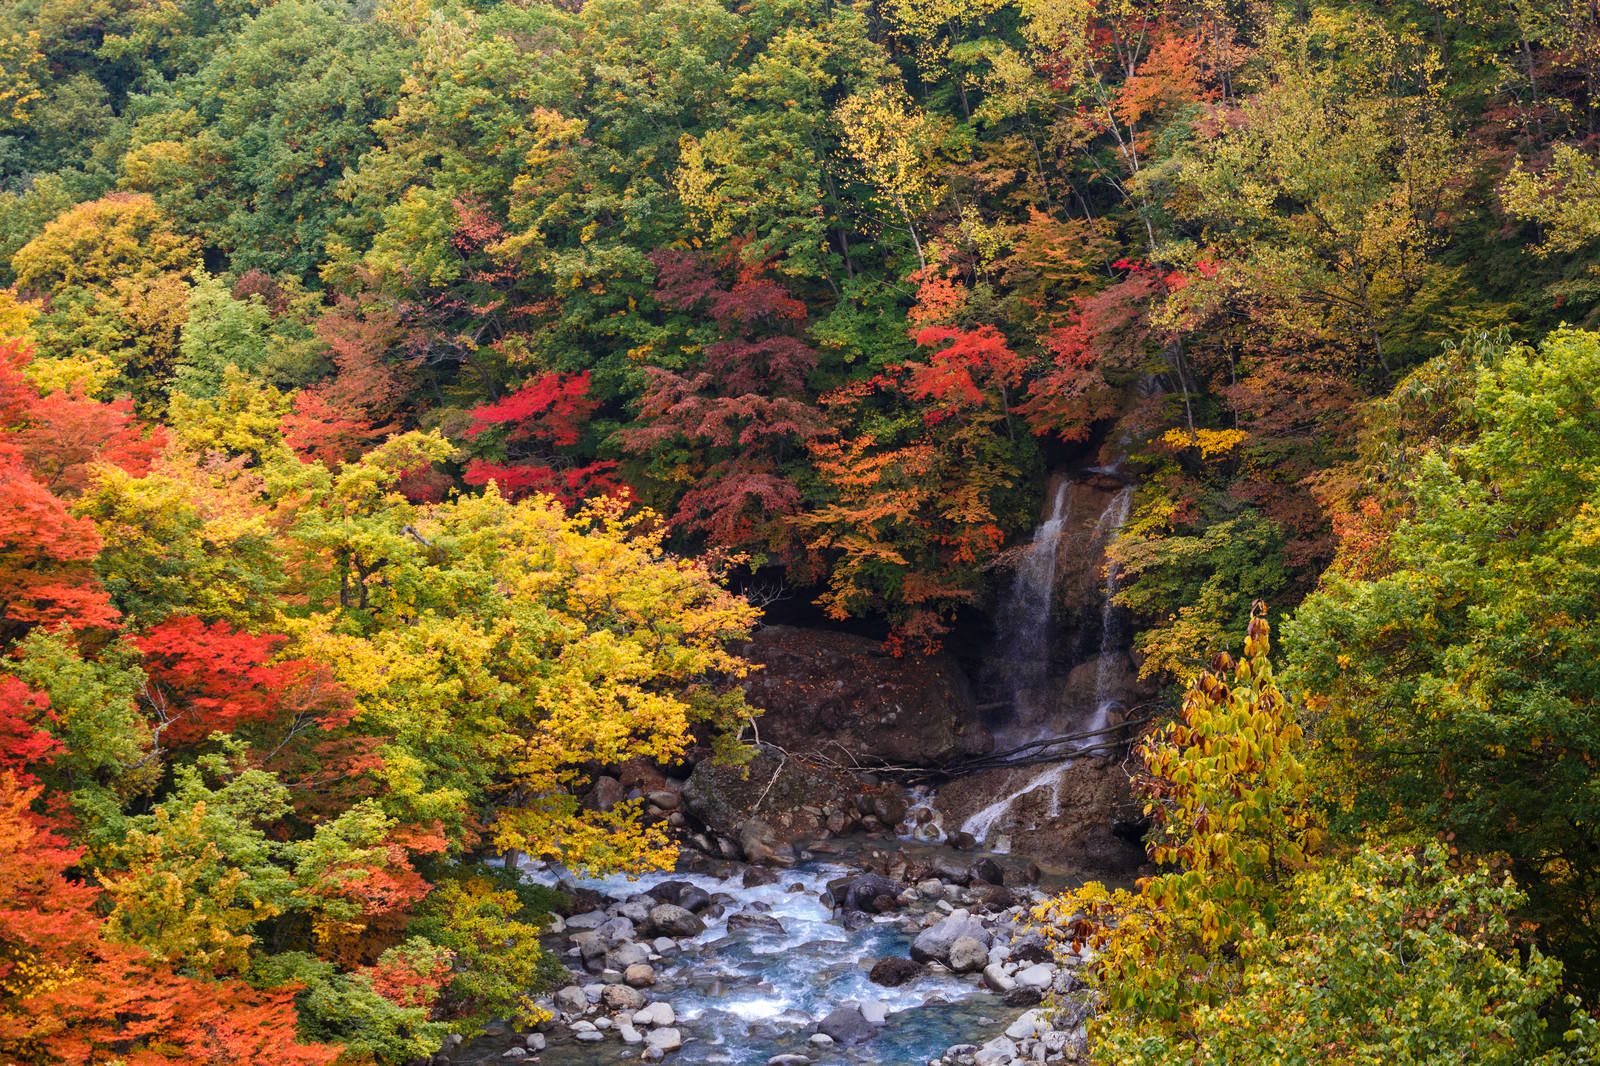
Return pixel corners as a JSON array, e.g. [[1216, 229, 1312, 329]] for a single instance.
[[949, 481, 1138, 851], [1083, 486, 1134, 743], [986, 480, 1072, 725]]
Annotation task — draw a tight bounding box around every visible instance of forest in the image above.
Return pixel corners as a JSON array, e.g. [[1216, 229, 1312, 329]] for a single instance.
[[4, 0, 1600, 1060]]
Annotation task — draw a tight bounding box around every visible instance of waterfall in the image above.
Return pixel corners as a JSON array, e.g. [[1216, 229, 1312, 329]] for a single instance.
[[1084, 487, 1134, 740], [989, 480, 1071, 722]]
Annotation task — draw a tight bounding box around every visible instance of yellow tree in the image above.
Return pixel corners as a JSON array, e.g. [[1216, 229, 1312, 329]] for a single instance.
[[835, 85, 941, 270]]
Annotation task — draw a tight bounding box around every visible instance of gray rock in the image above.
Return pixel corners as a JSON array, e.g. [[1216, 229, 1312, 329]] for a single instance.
[[646, 1027, 683, 1052], [768, 1057, 811, 1066], [1013, 963, 1054, 990], [640, 1002, 676, 1028], [910, 913, 990, 963], [643, 1048, 665, 1063], [607, 942, 650, 970], [647, 790, 680, 810], [809, 1033, 834, 1046], [502, 1049, 527, 1060], [645, 904, 706, 938], [830, 873, 903, 913], [618, 1023, 644, 1045], [570, 1020, 597, 1033], [817, 1006, 877, 1046], [948, 935, 989, 973], [554, 985, 588, 1015], [574, 1030, 604, 1043], [525, 1033, 546, 1051], [565, 909, 608, 930], [973, 1036, 1018, 1066], [1005, 1010, 1047, 1040], [981, 962, 1016, 992], [858, 1000, 888, 1026]]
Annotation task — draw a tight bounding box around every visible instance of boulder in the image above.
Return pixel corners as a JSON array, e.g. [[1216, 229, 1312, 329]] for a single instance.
[[829, 874, 902, 913], [740, 626, 992, 766], [585, 775, 626, 812], [624, 963, 656, 988], [1014, 963, 1054, 990], [947, 935, 989, 973], [644, 904, 705, 938], [981, 962, 1016, 992], [646, 1028, 682, 1053], [554, 986, 588, 1015], [867, 957, 925, 987], [858, 1000, 889, 1026], [727, 911, 785, 935], [817, 1006, 877, 1046], [742, 866, 781, 888], [970, 858, 1004, 886], [910, 913, 990, 964], [601, 984, 647, 1012], [973, 1036, 1018, 1066]]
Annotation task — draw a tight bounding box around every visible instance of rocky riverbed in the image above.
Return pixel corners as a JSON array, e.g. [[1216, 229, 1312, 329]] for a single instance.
[[447, 839, 1097, 1066]]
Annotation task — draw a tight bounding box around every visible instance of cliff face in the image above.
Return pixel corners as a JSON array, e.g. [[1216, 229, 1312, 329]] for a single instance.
[[739, 625, 994, 768]]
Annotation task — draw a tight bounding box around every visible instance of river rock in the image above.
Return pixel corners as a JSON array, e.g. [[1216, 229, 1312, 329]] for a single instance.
[[624, 963, 656, 987], [982, 961, 1016, 992], [602, 984, 647, 1011], [973, 1035, 1018, 1065], [769, 1057, 811, 1066], [566, 909, 608, 930], [910, 913, 990, 964], [1002, 986, 1045, 1007], [607, 942, 650, 970], [554, 986, 588, 1015], [502, 1049, 526, 1060], [948, 935, 989, 973], [858, 1000, 888, 1026], [970, 858, 1005, 885], [830, 873, 902, 913], [618, 1022, 644, 1045], [1014, 963, 1054, 990], [646, 1027, 682, 1052], [727, 911, 786, 935], [645, 904, 705, 938], [647, 790, 680, 810], [638, 1002, 676, 1027], [585, 775, 626, 812], [868, 957, 925, 987], [743, 866, 781, 888], [1005, 1010, 1048, 1040], [817, 1006, 876, 1046]]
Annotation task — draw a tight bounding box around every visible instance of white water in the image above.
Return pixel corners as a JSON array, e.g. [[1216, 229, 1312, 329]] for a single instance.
[[988, 480, 1072, 721], [1085, 486, 1134, 739], [511, 859, 1009, 1064], [957, 759, 1076, 853]]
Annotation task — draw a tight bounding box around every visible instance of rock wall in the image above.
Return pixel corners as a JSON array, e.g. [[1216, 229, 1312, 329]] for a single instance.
[[740, 625, 993, 767]]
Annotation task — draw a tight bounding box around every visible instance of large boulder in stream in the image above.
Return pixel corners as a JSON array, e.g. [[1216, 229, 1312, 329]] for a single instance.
[[910, 912, 990, 964], [817, 1006, 877, 1046], [739, 626, 992, 766]]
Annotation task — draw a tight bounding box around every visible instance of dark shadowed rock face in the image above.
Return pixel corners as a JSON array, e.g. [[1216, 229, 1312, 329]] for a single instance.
[[741, 626, 993, 767]]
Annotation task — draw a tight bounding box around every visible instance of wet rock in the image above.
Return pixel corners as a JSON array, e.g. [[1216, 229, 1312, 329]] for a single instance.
[[971, 884, 1016, 910], [910, 913, 990, 964], [645, 881, 693, 905], [872, 791, 909, 825], [830, 873, 902, 913], [948, 935, 989, 973], [644, 904, 705, 938], [970, 858, 1004, 885], [769, 1056, 811, 1066], [868, 957, 925, 987], [624, 963, 656, 988], [618, 1022, 644, 1045], [817, 1006, 877, 1046], [858, 1000, 889, 1026], [607, 942, 649, 970], [565, 909, 608, 930], [727, 911, 785, 935], [554, 986, 588, 1015], [927, 856, 973, 886], [677, 886, 713, 913], [947, 831, 978, 850], [839, 909, 874, 932], [502, 1049, 526, 1060], [1005, 1010, 1048, 1040], [809, 1034, 834, 1047], [743, 866, 781, 888]]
